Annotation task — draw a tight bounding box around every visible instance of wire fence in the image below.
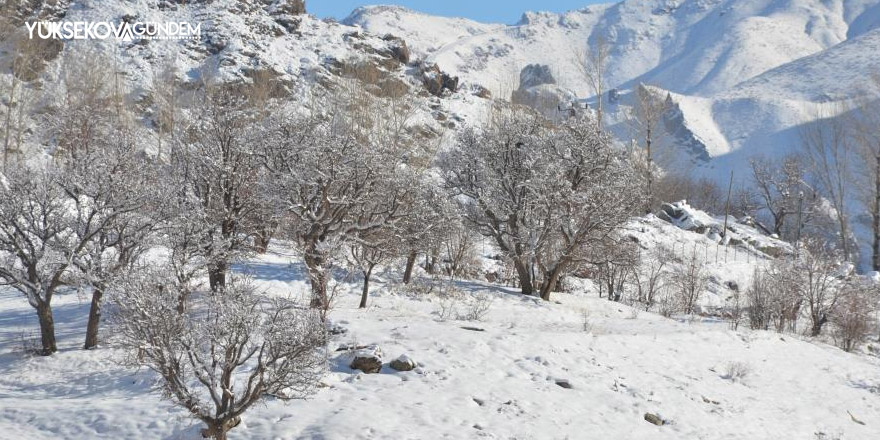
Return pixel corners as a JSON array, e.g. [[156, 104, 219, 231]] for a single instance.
[[657, 240, 773, 268]]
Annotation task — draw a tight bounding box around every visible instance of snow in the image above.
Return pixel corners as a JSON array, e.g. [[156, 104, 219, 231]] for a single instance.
[[1, 236, 878, 439]]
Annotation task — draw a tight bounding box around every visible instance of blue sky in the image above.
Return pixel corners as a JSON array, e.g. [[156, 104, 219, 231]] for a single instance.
[[309, 1, 607, 24]]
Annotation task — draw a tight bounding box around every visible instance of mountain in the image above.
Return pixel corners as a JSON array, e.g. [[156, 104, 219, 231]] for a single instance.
[[347, 0, 880, 175], [4, 0, 880, 181], [347, 0, 880, 97]]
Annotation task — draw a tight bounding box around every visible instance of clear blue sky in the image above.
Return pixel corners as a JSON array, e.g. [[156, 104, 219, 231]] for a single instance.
[[309, 1, 608, 24]]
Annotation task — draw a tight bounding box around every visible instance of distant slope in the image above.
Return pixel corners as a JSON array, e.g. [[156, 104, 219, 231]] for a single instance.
[[347, 0, 880, 98]]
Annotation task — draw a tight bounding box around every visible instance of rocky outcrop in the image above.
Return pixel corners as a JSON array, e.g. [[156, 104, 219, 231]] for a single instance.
[[519, 64, 555, 90], [421, 63, 459, 97]]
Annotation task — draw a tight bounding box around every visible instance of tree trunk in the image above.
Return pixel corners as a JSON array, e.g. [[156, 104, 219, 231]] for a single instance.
[[208, 262, 228, 292], [873, 154, 880, 271], [540, 265, 565, 301], [304, 246, 329, 309], [402, 251, 417, 284], [359, 267, 373, 309], [84, 286, 104, 350], [37, 303, 57, 355], [810, 314, 827, 337], [255, 228, 272, 254], [512, 259, 534, 296]]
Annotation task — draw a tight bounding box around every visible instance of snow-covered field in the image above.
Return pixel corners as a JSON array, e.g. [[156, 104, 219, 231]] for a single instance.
[[2, 243, 879, 439]]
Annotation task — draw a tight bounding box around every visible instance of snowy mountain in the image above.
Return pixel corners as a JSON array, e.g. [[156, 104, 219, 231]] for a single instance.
[[347, 0, 880, 178], [4, 0, 880, 179]]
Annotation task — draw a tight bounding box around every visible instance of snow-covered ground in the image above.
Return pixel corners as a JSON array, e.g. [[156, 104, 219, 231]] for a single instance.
[[1, 242, 878, 439]]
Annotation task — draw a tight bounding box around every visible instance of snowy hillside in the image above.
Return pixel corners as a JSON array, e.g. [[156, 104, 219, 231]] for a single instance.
[[1, 241, 878, 439], [347, 0, 880, 180], [347, 0, 880, 98]]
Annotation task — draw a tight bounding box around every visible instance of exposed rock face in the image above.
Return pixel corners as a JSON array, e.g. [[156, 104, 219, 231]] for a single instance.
[[519, 64, 555, 90], [382, 34, 411, 65], [421, 63, 459, 97]]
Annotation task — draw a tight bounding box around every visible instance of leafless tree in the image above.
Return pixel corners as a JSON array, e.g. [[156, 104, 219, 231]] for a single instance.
[[670, 248, 709, 315], [262, 109, 414, 310], [630, 245, 671, 308], [112, 274, 327, 440], [801, 107, 854, 261], [832, 280, 877, 352], [574, 35, 610, 130], [849, 76, 880, 270], [443, 105, 640, 300], [60, 129, 162, 350], [347, 228, 399, 309], [794, 239, 845, 337], [594, 240, 639, 302], [628, 84, 671, 212], [175, 87, 267, 291], [748, 154, 817, 240]]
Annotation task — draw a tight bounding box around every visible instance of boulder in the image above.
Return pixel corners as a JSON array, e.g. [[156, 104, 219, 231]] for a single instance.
[[350, 346, 383, 374], [389, 354, 417, 372], [644, 413, 665, 426], [519, 64, 555, 90]]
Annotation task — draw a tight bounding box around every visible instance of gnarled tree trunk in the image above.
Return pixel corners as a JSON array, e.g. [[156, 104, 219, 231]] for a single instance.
[[37, 302, 57, 355]]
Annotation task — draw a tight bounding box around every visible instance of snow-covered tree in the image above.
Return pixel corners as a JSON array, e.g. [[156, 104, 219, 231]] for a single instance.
[[262, 111, 414, 309], [175, 87, 267, 291], [60, 130, 161, 350], [748, 154, 817, 240], [0, 157, 145, 354], [112, 273, 326, 440], [442, 104, 641, 300]]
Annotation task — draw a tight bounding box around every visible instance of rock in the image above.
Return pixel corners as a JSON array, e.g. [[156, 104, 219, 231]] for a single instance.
[[381, 34, 411, 64], [326, 320, 348, 336], [473, 85, 492, 99], [390, 354, 417, 372], [350, 346, 383, 374], [644, 413, 665, 426], [421, 63, 459, 97], [608, 88, 621, 104], [555, 379, 573, 389], [519, 64, 556, 90], [461, 326, 485, 332], [658, 203, 684, 221]]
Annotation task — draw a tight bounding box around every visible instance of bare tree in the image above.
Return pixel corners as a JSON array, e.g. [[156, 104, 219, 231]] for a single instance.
[[441, 105, 550, 296], [832, 280, 877, 352], [1, 27, 51, 170], [176, 87, 267, 291], [262, 110, 413, 310], [347, 228, 399, 309], [628, 84, 671, 213], [630, 245, 670, 309], [442, 105, 640, 300], [670, 248, 709, 315], [574, 35, 610, 130], [595, 241, 639, 302], [60, 129, 161, 350], [801, 108, 854, 261], [849, 76, 880, 270], [795, 239, 845, 337], [748, 154, 817, 240], [0, 160, 140, 354], [112, 274, 327, 440]]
